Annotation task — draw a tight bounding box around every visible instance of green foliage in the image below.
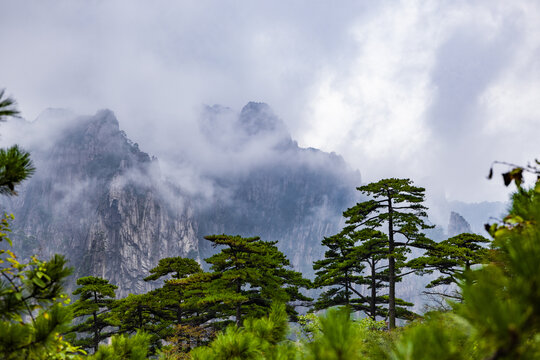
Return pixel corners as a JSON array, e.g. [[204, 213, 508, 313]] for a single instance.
[[303, 307, 362, 360], [389, 313, 477, 360], [455, 184, 540, 357], [191, 326, 262, 360], [144, 257, 202, 282], [169, 270, 220, 330], [89, 331, 151, 360], [190, 303, 295, 360], [313, 227, 412, 320], [344, 178, 434, 328], [0, 145, 36, 196], [69, 276, 117, 353], [144, 257, 204, 327], [385, 168, 540, 359], [106, 258, 205, 353], [158, 323, 215, 359], [108, 292, 169, 352], [0, 89, 35, 196], [315, 178, 432, 327], [409, 233, 490, 299], [0, 213, 84, 359], [296, 312, 321, 343], [198, 235, 310, 327], [0, 89, 35, 195], [303, 307, 389, 360], [312, 232, 366, 310], [0, 88, 20, 120]]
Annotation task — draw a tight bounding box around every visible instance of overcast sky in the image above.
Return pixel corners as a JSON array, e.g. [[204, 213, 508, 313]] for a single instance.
[[1, 0, 539, 203]]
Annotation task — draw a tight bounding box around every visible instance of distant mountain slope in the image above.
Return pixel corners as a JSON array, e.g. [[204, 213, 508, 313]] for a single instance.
[[448, 200, 507, 234], [1, 109, 198, 297], [196, 102, 359, 276], [0, 103, 360, 295]]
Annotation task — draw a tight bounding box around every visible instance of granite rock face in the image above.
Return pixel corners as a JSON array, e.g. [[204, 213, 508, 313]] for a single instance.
[[447, 211, 472, 237], [1, 110, 198, 297], [1, 104, 359, 295], [196, 102, 359, 276]]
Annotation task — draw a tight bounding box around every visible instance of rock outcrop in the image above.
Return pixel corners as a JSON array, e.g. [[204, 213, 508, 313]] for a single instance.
[[447, 211, 472, 237], [1, 110, 198, 297], [1, 104, 359, 295]]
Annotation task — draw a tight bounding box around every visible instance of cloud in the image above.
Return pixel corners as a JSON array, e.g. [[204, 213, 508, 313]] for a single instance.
[[295, 0, 540, 202], [1, 0, 539, 204]]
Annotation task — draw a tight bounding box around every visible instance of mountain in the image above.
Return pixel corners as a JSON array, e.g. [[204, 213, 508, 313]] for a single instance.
[[447, 200, 507, 234], [196, 103, 359, 276], [1, 109, 198, 297], [447, 211, 472, 237], [0, 104, 359, 296]]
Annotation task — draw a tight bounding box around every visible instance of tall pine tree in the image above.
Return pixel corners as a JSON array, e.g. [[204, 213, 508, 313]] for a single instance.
[[313, 232, 365, 311], [70, 276, 117, 352], [313, 226, 413, 321], [344, 178, 434, 329], [201, 234, 310, 327], [143, 257, 203, 325]]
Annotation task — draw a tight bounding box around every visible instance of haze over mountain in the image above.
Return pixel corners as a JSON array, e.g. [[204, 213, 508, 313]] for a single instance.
[[0, 102, 506, 307], [2, 1, 538, 206], [0, 103, 361, 297]]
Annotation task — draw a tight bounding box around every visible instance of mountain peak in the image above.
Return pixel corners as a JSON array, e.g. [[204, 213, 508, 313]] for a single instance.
[[95, 108, 118, 121], [448, 211, 472, 237], [239, 102, 286, 136]]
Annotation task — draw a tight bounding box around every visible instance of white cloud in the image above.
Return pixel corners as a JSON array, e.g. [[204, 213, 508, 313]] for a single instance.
[[299, 1, 439, 181], [1, 0, 539, 203], [296, 0, 540, 201]]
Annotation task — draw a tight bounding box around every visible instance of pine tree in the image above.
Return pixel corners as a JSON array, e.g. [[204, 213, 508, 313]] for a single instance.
[[0, 89, 35, 195], [89, 331, 151, 360], [201, 234, 310, 327], [348, 228, 397, 320], [70, 276, 117, 353], [143, 257, 202, 324], [313, 227, 413, 321], [108, 292, 169, 352], [343, 178, 434, 329], [313, 232, 365, 311], [169, 271, 220, 329], [409, 233, 490, 300], [0, 214, 82, 359]]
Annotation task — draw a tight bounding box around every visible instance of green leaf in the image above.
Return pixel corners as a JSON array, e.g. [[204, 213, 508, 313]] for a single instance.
[[32, 276, 46, 288]]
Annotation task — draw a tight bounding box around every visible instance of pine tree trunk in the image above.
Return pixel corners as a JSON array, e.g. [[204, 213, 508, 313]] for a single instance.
[[177, 306, 182, 324], [388, 195, 396, 330], [370, 259, 377, 320], [93, 292, 99, 353], [345, 271, 350, 306], [236, 280, 242, 327]]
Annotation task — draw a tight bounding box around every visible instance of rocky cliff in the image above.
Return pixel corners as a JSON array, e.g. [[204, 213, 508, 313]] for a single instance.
[[196, 102, 359, 276], [0, 104, 359, 295], [447, 211, 472, 237], [1, 109, 198, 297]]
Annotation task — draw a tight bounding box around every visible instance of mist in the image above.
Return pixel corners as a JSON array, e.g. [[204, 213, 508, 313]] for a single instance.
[[1, 0, 539, 207]]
